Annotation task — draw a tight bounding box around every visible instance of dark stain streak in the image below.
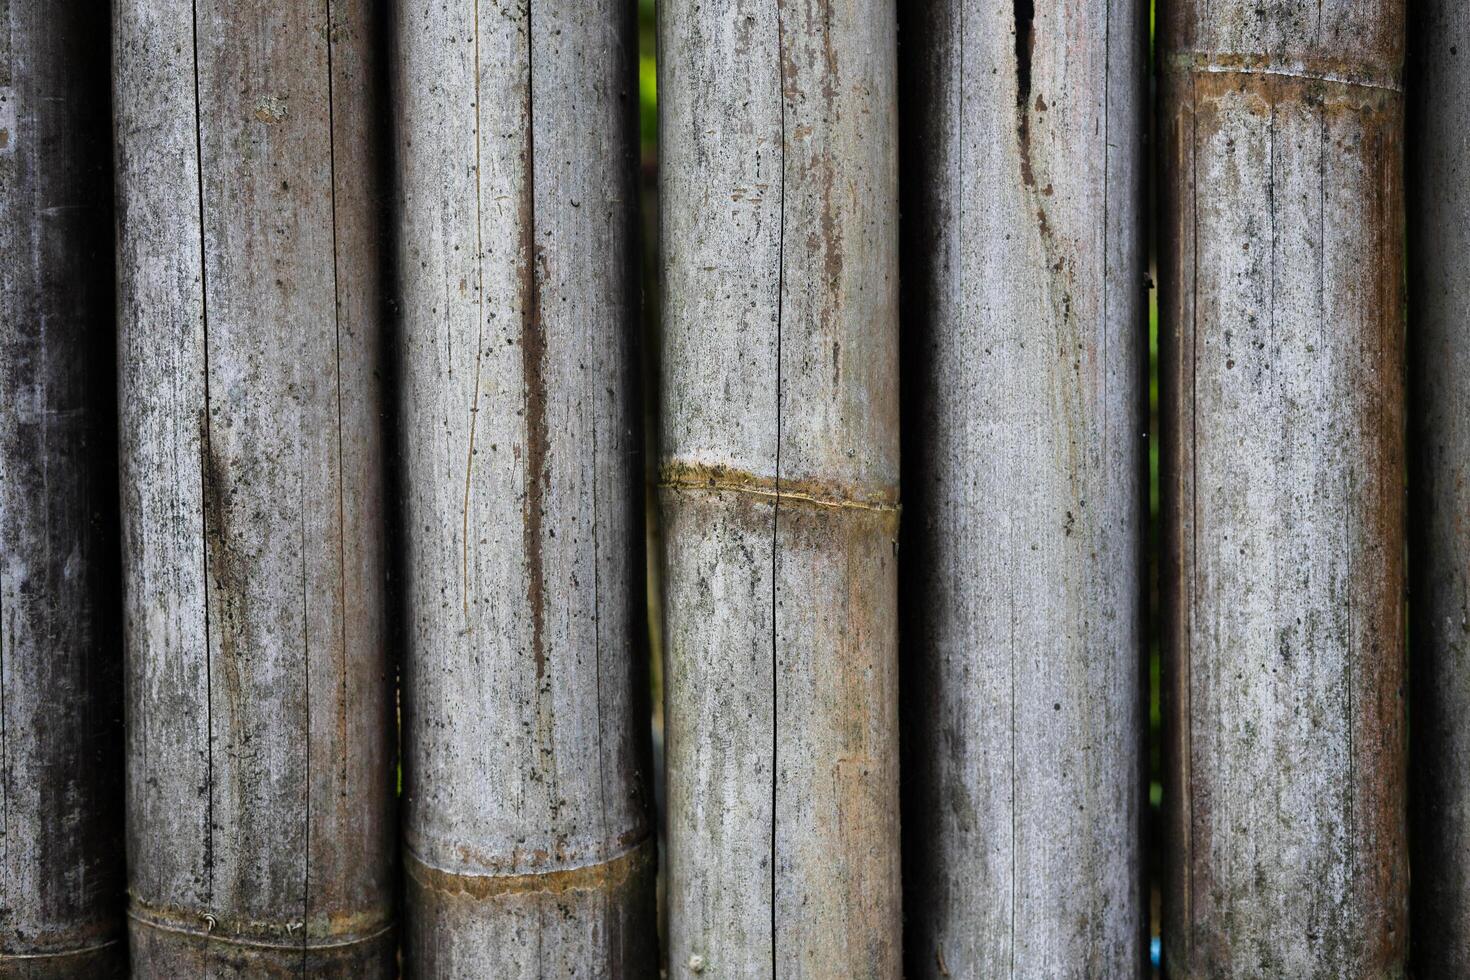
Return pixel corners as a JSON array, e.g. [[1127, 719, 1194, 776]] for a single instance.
[[199, 415, 246, 748], [521, 48, 547, 686]]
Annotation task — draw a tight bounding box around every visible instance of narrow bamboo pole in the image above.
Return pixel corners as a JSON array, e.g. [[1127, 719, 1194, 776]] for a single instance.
[[659, 1, 901, 975], [0, 3, 125, 975], [1160, 3, 1408, 975], [1408, 5, 1470, 975], [114, 1, 395, 974], [898, 0, 1147, 974], [391, 1, 654, 975]]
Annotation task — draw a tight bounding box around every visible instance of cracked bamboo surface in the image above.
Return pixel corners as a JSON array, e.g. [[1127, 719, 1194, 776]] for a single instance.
[[1408, 4, 1470, 975], [0, 2, 125, 976], [391, 1, 653, 976], [114, 1, 395, 975], [898, 0, 1147, 975], [659, 1, 901, 976], [1161, 2, 1408, 977]]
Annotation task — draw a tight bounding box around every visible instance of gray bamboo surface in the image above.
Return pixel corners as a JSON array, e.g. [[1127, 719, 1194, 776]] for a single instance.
[[0, 2, 125, 975], [659, 1, 902, 976], [898, 0, 1148, 975], [114, 1, 395, 974], [1161, 2, 1408, 976], [391, 1, 654, 976], [1409, 3, 1470, 975]]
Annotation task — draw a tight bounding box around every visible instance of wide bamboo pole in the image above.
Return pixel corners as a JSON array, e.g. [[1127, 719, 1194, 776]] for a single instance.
[[1160, 2, 1407, 975], [898, 0, 1148, 974], [114, 1, 395, 974], [659, 2, 901, 976], [1408, 4, 1470, 975], [0, 2, 125, 975], [391, 1, 653, 975]]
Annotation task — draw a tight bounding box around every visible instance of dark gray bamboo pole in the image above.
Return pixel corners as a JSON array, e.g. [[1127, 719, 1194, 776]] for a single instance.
[[1161, 2, 1408, 976], [114, 1, 395, 974], [0, 3, 125, 975], [1409, 4, 1470, 975], [659, 1, 902, 975], [390, 1, 654, 975], [898, 0, 1148, 974]]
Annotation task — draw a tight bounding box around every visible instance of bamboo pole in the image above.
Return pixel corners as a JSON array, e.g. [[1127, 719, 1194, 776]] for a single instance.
[[1408, 5, 1470, 975], [897, 0, 1148, 974], [114, 1, 395, 973], [0, 3, 125, 975], [1160, 3, 1408, 975], [390, 1, 654, 975], [658, 2, 901, 975]]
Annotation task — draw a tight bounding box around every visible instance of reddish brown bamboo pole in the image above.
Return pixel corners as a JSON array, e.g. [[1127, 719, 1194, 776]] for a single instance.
[[1161, 2, 1408, 975]]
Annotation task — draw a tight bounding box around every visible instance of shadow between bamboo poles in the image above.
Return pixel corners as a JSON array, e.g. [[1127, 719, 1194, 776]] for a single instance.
[[0, 1, 125, 974], [896, 0, 1149, 974], [658, 1, 903, 976], [114, 0, 396, 973], [1407, 3, 1470, 976], [1159, 3, 1409, 976], [390, 0, 655, 975]]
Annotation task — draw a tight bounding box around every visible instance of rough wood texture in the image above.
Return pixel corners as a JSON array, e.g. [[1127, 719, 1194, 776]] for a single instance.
[[390, 1, 654, 976], [114, 1, 395, 974], [0, 2, 126, 975], [898, 0, 1147, 975], [659, 2, 901, 975], [1408, 5, 1470, 975], [1160, 3, 1408, 976]]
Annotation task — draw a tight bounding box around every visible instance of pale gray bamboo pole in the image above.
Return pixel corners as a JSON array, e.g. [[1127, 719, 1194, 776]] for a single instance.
[[1408, 5, 1470, 975], [114, 0, 395, 974], [390, 1, 653, 976], [659, 2, 901, 976], [897, 0, 1148, 974], [1160, 3, 1408, 976], [0, 3, 125, 975]]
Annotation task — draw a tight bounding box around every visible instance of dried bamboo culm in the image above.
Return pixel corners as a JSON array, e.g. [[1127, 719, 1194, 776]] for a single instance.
[[114, 1, 395, 973], [659, 1, 902, 976], [0, 2, 125, 975], [1409, 4, 1470, 976], [391, 1, 654, 975], [898, 0, 1148, 974], [1160, 2, 1408, 976]]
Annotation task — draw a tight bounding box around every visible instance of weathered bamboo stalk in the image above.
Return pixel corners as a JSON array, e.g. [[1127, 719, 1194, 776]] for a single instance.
[[1161, 3, 1407, 976], [898, 0, 1147, 974], [1408, 5, 1470, 975], [0, 3, 125, 975], [659, 2, 901, 975], [391, 1, 654, 975], [114, 1, 395, 974]]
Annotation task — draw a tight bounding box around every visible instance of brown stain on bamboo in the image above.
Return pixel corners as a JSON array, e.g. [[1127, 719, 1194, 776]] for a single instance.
[[520, 123, 548, 686]]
